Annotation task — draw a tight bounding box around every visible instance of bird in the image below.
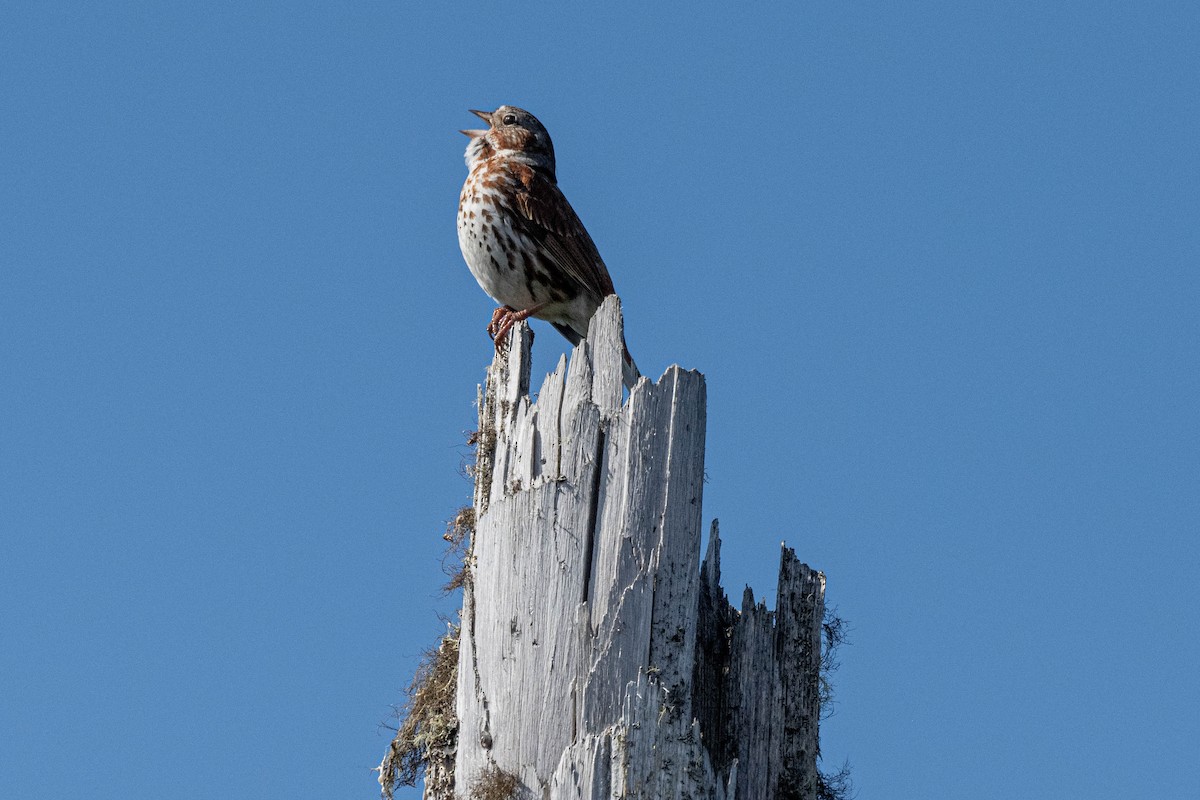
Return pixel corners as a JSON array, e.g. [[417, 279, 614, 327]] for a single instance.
[[457, 105, 640, 390]]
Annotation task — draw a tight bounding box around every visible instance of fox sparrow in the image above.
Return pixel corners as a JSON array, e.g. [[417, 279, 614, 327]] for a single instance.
[[457, 105, 640, 389]]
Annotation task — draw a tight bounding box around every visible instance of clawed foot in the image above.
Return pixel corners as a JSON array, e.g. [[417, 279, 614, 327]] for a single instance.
[[487, 304, 544, 352], [486, 306, 514, 342]]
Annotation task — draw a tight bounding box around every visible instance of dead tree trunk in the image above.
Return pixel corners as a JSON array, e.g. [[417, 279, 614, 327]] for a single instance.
[[442, 297, 825, 800]]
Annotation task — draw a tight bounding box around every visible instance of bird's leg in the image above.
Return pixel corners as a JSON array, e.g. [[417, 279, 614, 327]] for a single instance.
[[489, 303, 546, 353], [487, 306, 515, 340]]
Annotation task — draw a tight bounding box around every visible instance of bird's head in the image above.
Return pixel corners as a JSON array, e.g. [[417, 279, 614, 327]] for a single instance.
[[461, 105, 556, 175]]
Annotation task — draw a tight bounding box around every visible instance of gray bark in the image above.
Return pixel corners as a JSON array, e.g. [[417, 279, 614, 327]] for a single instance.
[[442, 297, 825, 799]]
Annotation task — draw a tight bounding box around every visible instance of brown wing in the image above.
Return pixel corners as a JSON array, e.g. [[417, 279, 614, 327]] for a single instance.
[[512, 165, 616, 298]]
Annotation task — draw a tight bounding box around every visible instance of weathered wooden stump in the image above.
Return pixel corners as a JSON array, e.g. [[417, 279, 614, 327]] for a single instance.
[[434, 297, 826, 799]]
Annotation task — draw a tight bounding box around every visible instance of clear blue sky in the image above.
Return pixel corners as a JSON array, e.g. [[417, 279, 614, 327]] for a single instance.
[[3, 3, 1197, 798]]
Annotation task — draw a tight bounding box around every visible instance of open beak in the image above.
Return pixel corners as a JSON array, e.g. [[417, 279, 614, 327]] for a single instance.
[[460, 108, 493, 137]]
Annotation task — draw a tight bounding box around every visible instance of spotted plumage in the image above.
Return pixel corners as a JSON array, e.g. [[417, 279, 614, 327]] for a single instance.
[[457, 105, 640, 389]]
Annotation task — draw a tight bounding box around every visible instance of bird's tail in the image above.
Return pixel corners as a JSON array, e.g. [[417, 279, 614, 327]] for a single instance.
[[622, 342, 641, 391]]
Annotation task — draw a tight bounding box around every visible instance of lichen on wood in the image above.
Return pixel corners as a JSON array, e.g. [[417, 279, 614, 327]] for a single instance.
[[378, 626, 460, 800]]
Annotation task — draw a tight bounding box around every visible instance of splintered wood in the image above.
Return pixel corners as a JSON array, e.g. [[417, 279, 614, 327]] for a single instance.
[[447, 297, 825, 800]]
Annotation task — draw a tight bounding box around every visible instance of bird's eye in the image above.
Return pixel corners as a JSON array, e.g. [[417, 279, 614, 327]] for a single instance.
[[502, 114, 517, 125]]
